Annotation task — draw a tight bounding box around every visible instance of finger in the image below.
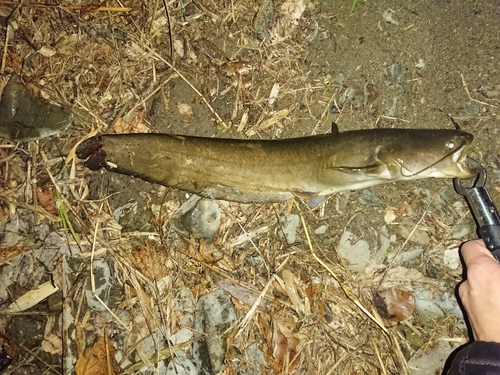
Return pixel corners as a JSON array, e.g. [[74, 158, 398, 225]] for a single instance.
[[460, 239, 497, 267]]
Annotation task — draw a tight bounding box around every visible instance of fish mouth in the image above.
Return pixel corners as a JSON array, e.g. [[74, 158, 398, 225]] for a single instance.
[[398, 136, 475, 179], [450, 141, 477, 179]]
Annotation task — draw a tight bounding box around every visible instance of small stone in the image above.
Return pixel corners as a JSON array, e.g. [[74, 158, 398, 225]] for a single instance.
[[414, 290, 444, 326], [193, 290, 236, 374], [85, 259, 113, 311], [337, 229, 371, 272], [443, 248, 461, 270], [280, 214, 300, 244], [177, 196, 221, 239], [167, 351, 197, 375], [452, 222, 472, 239], [314, 225, 327, 235], [396, 218, 431, 246], [415, 58, 425, 68], [358, 190, 385, 208]]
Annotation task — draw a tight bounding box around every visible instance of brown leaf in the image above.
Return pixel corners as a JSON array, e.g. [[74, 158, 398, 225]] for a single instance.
[[113, 109, 149, 134], [273, 328, 300, 374], [36, 186, 57, 214], [75, 336, 116, 375], [374, 288, 415, 323], [42, 333, 62, 354]]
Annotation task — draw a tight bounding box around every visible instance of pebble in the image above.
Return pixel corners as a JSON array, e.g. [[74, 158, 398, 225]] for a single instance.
[[85, 259, 113, 311], [414, 290, 464, 326], [167, 351, 197, 375], [394, 247, 423, 262], [452, 222, 473, 240], [176, 196, 222, 239], [357, 190, 385, 208], [443, 248, 461, 270], [170, 289, 195, 345], [395, 218, 431, 246], [315, 225, 327, 235], [193, 289, 237, 374], [280, 214, 300, 244], [337, 229, 372, 272], [415, 58, 425, 68], [409, 340, 460, 374]]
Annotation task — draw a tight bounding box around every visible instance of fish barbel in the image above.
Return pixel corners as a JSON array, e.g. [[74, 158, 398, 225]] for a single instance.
[[76, 128, 475, 203]]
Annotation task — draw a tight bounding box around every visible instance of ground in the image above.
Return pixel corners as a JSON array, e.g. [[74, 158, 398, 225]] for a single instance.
[[0, 0, 499, 374]]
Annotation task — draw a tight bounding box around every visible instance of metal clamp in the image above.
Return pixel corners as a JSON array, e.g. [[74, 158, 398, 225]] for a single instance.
[[454, 158, 500, 261]]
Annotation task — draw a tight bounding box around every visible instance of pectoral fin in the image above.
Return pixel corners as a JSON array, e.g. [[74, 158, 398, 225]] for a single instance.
[[290, 189, 326, 208], [291, 188, 319, 200]]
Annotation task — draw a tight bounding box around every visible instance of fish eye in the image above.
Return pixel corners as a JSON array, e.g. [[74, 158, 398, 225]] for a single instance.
[[445, 141, 455, 149]]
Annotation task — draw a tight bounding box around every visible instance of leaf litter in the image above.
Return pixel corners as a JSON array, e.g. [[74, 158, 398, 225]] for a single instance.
[[1, 0, 499, 374]]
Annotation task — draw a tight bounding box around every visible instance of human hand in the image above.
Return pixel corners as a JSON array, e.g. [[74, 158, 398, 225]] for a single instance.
[[459, 239, 500, 342]]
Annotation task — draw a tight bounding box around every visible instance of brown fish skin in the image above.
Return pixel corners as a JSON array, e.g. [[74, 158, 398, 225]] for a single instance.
[[76, 129, 475, 203]]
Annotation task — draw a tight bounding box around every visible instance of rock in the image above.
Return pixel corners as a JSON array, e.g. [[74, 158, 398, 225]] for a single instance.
[[414, 290, 463, 326], [315, 225, 327, 235], [357, 190, 385, 208], [337, 214, 388, 271], [337, 229, 371, 272], [167, 350, 197, 375], [85, 259, 113, 311], [394, 247, 423, 263], [193, 289, 237, 374], [239, 342, 267, 375], [408, 339, 460, 374], [443, 248, 461, 270], [0, 74, 73, 141], [176, 196, 222, 239], [112, 198, 151, 232], [7, 316, 45, 350], [395, 218, 431, 246], [280, 214, 300, 244], [452, 222, 473, 240], [170, 289, 195, 345]]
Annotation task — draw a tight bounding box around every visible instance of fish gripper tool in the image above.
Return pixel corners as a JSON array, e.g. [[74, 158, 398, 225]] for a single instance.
[[454, 158, 500, 261]]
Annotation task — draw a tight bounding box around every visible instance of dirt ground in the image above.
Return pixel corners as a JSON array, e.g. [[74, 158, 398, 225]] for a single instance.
[[0, 0, 499, 374]]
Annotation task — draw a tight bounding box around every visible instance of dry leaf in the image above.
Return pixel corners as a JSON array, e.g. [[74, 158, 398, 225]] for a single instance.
[[37, 46, 57, 57], [273, 328, 300, 373], [37, 186, 57, 214], [75, 336, 116, 375], [374, 288, 415, 323], [113, 109, 149, 134], [257, 109, 289, 131], [280, 269, 305, 314], [177, 102, 193, 115], [42, 333, 62, 354], [6, 281, 59, 313]]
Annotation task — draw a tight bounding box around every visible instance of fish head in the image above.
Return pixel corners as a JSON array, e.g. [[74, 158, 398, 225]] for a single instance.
[[378, 129, 476, 180]]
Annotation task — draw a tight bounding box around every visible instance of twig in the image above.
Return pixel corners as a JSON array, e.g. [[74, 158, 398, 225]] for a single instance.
[[377, 199, 432, 289], [161, 0, 174, 60], [294, 200, 388, 334], [138, 41, 229, 130], [461, 73, 498, 109], [19, 343, 61, 375], [234, 275, 276, 338], [90, 223, 131, 332]]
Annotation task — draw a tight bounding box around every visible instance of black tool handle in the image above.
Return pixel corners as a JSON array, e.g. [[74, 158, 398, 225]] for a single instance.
[[478, 225, 500, 261]]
